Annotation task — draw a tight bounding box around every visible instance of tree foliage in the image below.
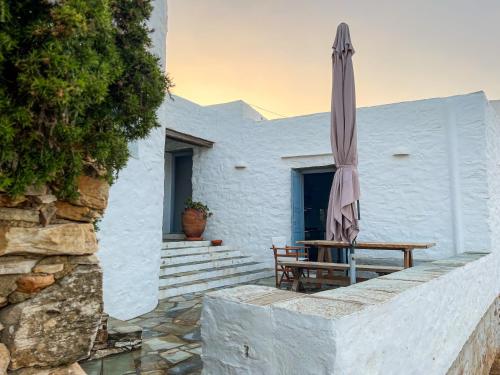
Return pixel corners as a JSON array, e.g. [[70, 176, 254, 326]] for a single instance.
[[0, 0, 171, 197]]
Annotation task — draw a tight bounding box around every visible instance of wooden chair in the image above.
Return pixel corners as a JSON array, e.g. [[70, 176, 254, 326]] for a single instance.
[[271, 237, 309, 288]]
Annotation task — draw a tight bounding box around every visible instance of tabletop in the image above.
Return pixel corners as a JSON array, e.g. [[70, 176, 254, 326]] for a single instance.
[[297, 240, 435, 251]]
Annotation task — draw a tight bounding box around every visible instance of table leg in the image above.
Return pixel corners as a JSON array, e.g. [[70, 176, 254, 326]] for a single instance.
[[348, 246, 356, 285], [326, 248, 334, 278], [403, 250, 410, 268], [408, 250, 414, 267]]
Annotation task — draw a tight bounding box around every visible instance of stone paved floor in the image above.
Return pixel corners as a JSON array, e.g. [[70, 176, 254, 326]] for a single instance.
[[81, 277, 288, 375]]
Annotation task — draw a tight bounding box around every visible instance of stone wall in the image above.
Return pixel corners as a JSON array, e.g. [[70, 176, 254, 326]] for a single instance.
[[0, 175, 109, 373]]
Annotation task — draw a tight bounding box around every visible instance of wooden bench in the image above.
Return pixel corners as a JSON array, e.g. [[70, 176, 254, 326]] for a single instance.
[[278, 260, 403, 292]]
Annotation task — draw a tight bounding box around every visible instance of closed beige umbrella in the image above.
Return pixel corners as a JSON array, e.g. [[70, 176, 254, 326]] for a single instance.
[[326, 22, 360, 243], [326, 23, 360, 283]]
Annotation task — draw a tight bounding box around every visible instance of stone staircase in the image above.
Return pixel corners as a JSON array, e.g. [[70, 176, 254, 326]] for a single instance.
[[159, 240, 273, 299]]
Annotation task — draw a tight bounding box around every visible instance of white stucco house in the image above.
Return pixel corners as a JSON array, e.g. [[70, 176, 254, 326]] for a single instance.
[[99, 67, 500, 320], [91, 0, 499, 372]]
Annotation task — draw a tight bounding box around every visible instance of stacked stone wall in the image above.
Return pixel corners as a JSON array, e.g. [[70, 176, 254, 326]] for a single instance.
[[0, 175, 109, 374]]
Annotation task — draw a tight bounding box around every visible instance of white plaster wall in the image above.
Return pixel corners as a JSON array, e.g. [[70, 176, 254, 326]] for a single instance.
[[202, 252, 499, 374], [97, 0, 167, 320], [484, 98, 500, 289], [164, 92, 493, 266], [329, 255, 499, 374], [201, 96, 500, 374]]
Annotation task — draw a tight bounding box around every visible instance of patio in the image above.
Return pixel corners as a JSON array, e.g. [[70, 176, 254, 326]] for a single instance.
[[77, 277, 274, 374], [80, 273, 344, 375]]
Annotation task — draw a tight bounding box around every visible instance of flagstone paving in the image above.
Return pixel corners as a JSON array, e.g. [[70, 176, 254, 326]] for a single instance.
[[80, 277, 279, 375]]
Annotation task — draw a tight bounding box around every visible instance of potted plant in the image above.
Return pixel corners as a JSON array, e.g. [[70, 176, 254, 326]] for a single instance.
[[182, 198, 212, 241]]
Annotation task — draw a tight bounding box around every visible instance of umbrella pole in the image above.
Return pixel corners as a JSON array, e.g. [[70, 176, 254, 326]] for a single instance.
[[349, 242, 356, 284], [350, 201, 360, 284]]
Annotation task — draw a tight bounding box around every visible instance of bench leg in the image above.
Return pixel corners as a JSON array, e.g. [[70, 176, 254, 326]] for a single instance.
[[291, 268, 303, 292], [317, 248, 325, 288]]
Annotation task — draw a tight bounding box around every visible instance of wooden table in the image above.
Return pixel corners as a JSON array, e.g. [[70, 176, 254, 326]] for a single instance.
[[297, 240, 435, 284]]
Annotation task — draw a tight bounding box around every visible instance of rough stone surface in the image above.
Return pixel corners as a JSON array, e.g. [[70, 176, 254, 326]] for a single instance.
[[0, 257, 38, 275], [0, 275, 19, 298], [55, 202, 99, 223], [447, 297, 499, 375], [0, 208, 39, 224], [0, 343, 9, 374], [0, 195, 27, 208], [33, 263, 65, 274], [0, 223, 97, 256], [24, 185, 48, 196], [39, 205, 57, 227], [0, 264, 103, 370], [88, 316, 143, 360], [7, 291, 33, 304], [33, 195, 57, 205], [15, 274, 55, 293], [10, 362, 86, 375], [73, 176, 109, 211]]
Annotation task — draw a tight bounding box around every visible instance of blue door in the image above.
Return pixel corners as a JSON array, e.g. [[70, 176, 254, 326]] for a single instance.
[[291, 170, 304, 246]]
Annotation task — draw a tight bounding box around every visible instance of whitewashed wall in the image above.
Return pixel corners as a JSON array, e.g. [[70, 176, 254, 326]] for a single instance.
[[165, 92, 493, 267], [97, 0, 167, 320], [202, 252, 499, 375], [201, 98, 500, 374]]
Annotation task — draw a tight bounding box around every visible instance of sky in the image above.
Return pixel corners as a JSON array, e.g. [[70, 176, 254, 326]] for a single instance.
[[167, 0, 500, 119]]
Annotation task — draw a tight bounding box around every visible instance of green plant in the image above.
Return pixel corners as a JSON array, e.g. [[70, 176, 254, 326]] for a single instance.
[[0, 0, 173, 198], [185, 198, 212, 219]]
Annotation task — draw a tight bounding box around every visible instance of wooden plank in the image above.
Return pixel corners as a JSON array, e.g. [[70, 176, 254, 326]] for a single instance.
[[278, 261, 403, 273], [355, 242, 435, 250], [279, 261, 349, 270], [166, 128, 214, 148], [300, 276, 369, 285], [297, 240, 435, 250]]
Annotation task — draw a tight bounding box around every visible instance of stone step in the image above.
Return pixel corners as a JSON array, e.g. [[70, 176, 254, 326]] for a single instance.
[[160, 256, 254, 276], [163, 233, 185, 241], [161, 250, 241, 266], [159, 262, 265, 287], [162, 241, 211, 250], [161, 245, 232, 257], [158, 268, 274, 299]]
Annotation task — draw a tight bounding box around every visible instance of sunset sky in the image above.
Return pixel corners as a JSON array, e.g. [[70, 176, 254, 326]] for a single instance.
[[167, 0, 500, 119]]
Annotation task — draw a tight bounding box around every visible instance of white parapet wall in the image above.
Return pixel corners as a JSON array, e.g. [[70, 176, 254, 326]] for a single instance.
[[201, 252, 500, 375]]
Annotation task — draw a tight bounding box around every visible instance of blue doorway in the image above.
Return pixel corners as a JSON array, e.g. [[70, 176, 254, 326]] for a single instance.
[[291, 167, 335, 260], [171, 150, 193, 233], [291, 167, 335, 243]]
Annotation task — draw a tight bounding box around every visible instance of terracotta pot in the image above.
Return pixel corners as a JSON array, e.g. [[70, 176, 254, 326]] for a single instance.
[[182, 208, 207, 241], [211, 239, 223, 246]]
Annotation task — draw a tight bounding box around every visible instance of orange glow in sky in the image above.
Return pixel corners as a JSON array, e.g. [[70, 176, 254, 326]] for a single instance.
[[167, 0, 500, 119]]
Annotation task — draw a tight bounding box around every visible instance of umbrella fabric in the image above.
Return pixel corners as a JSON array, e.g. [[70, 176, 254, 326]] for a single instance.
[[326, 23, 360, 243]]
